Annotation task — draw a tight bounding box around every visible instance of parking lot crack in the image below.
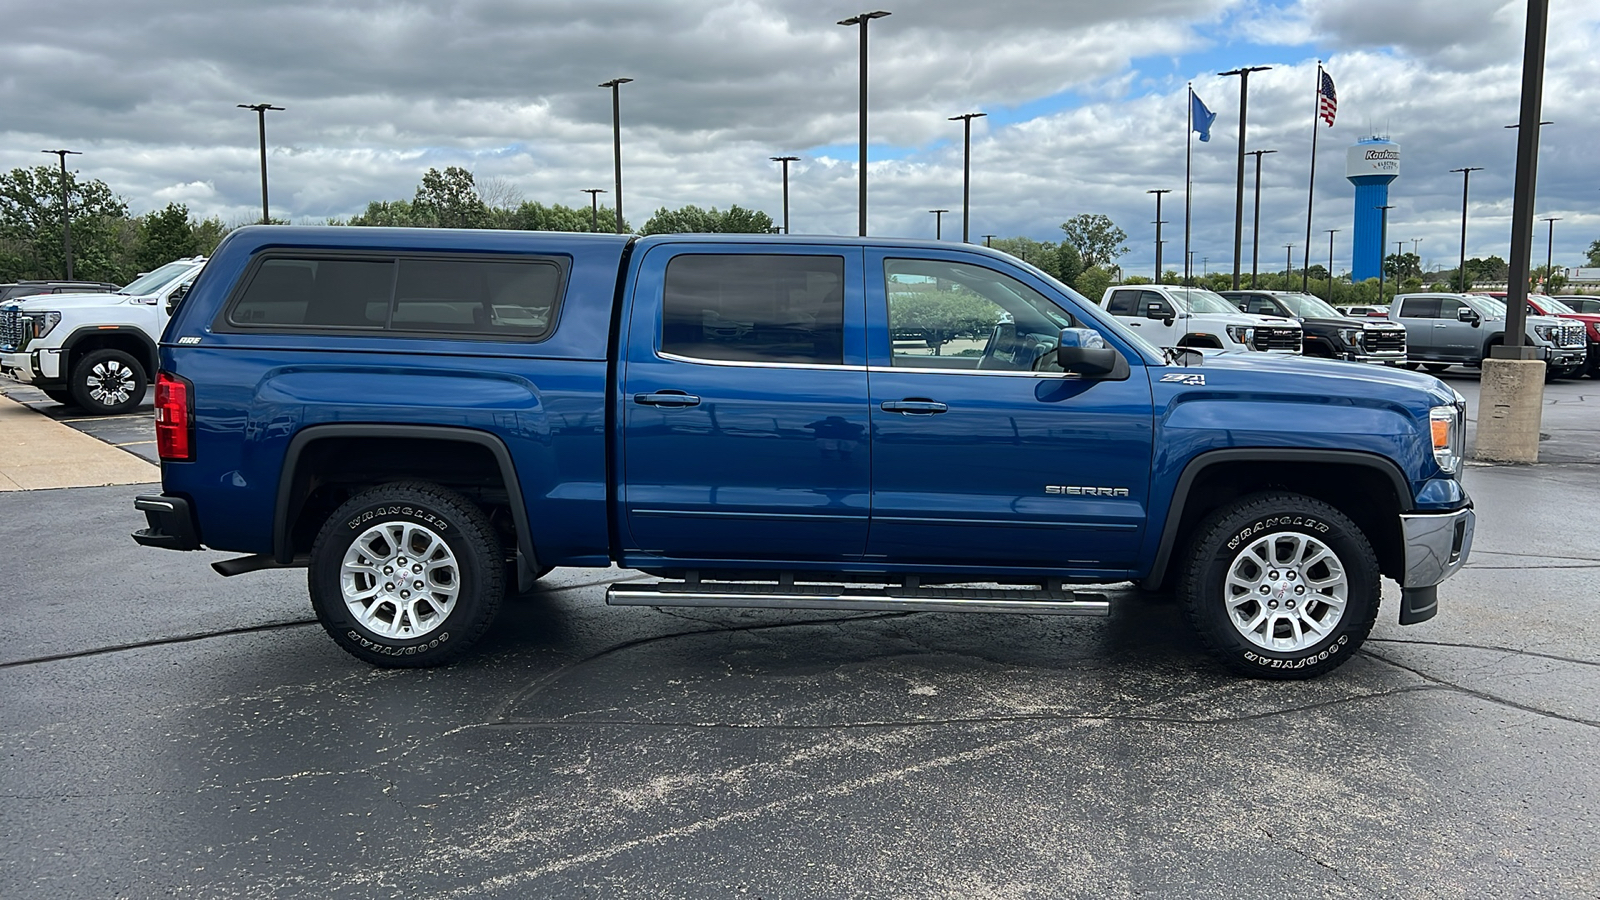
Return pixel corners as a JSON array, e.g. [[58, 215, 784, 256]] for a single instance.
[[1362, 649, 1600, 729], [0, 618, 320, 670]]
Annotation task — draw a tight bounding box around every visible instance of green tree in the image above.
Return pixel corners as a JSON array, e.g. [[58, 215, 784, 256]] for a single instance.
[[641, 204, 774, 235], [504, 201, 628, 233], [988, 237, 1060, 280], [1465, 255, 1508, 284], [412, 166, 491, 229], [1055, 241, 1083, 286], [136, 203, 202, 271], [1383, 252, 1422, 282], [1586, 239, 1600, 267], [1059, 214, 1128, 269], [0, 164, 132, 282], [347, 200, 420, 227], [1073, 265, 1114, 301]]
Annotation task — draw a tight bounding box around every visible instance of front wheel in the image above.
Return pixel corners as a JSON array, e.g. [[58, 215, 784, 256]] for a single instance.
[[69, 349, 146, 415], [309, 482, 506, 667], [1178, 492, 1380, 679], [1422, 363, 1450, 374]]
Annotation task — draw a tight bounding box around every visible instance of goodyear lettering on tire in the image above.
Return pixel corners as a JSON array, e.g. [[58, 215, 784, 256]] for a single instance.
[[1242, 634, 1349, 668], [347, 630, 451, 656]]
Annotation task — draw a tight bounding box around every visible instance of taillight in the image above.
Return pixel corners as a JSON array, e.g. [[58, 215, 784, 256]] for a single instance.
[[155, 371, 194, 461]]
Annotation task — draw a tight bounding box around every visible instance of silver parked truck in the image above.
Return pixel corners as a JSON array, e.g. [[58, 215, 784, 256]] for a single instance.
[[1388, 292, 1587, 380]]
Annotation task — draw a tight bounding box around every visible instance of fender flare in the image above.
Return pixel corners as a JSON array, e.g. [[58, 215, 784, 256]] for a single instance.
[[59, 326, 158, 378], [1144, 448, 1413, 589], [274, 424, 542, 590]]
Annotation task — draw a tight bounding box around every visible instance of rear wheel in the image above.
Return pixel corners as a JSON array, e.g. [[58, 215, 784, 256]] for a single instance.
[[69, 349, 146, 415], [1398, 362, 1420, 370], [309, 482, 505, 667], [1179, 492, 1380, 679]]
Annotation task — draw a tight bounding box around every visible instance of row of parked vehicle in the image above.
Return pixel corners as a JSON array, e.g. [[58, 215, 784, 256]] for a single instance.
[[1096, 282, 1599, 380]]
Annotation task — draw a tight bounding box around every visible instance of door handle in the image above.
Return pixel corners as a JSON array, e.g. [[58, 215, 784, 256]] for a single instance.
[[880, 399, 948, 415], [634, 390, 702, 408], [1434, 323, 1448, 328]]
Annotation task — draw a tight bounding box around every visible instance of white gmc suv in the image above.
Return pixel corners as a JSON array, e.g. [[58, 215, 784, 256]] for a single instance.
[[0, 256, 207, 414]]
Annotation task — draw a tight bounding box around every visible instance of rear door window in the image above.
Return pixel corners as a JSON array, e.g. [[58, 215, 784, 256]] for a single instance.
[[660, 254, 845, 365], [1398, 297, 1440, 319]]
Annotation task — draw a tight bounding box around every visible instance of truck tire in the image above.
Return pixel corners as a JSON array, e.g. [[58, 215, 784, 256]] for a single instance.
[[1422, 363, 1450, 374], [1178, 492, 1379, 679], [69, 348, 146, 415], [309, 482, 505, 667]]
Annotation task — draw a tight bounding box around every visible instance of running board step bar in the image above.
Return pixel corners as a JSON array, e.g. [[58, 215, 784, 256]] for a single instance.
[[606, 581, 1110, 616]]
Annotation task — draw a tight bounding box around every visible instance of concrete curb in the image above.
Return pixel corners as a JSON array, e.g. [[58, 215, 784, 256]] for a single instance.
[[0, 393, 160, 490]]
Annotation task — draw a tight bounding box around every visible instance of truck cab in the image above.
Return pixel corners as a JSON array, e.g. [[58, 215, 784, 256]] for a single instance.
[[1100, 284, 1302, 354], [1220, 289, 1406, 363]]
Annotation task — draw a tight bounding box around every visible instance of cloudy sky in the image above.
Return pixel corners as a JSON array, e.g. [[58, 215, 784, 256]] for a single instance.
[[3, 0, 1597, 276]]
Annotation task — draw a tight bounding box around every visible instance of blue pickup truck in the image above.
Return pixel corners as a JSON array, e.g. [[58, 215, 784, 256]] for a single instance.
[[132, 226, 1474, 678]]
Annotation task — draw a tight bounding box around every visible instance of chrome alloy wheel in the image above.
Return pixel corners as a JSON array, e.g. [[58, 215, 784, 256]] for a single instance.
[[1223, 531, 1348, 652], [87, 359, 136, 406], [340, 521, 460, 639]]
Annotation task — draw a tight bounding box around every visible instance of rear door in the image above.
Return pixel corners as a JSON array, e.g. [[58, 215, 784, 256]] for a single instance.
[[1394, 295, 1439, 358], [619, 244, 871, 564]]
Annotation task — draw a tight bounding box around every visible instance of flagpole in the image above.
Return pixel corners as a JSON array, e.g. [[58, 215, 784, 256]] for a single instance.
[[1302, 62, 1322, 292], [1185, 83, 1194, 285]]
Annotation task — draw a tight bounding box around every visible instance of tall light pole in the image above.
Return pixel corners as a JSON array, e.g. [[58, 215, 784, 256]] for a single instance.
[[929, 209, 948, 240], [599, 78, 633, 234], [1450, 167, 1484, 292], [1503, 114, 1553, 344], [1375, 204, 1395, 301], [1147, 189, 1171, 283], [1221, 65, 1272, 289], [1541, 216, 1561, 287], [237, 104, 284, 225], [838, 10, 890, 237], [1326, 229, 1339, 301], [1246, 148, 1277, 288], [40, 149, 81, 279], [769, 156, 799, 234], [581, 189, 606, 233], [1285, 243, 1295, 280], [949, 112, 985, 242], [981, 234, 996, 248]]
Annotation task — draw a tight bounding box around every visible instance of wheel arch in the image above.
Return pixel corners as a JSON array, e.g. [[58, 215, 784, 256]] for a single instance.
[[274, 424, 542, 590], [60, 327, 158, 379], [1144, 449, 1411, 591]]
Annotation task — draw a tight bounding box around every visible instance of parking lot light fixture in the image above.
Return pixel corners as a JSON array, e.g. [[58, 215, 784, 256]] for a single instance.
[[581, 189, 606, 233], [1449, 167, 1484, 292], [838, 11, 891, 236], [929, 209, 948, 240], [770, 156, 800, 234], [40, 149, 81, 279], [949, 112, 986, 242], [1220, 65, 1272, 289], [1326, 229, 1339, 300], [237, 104, 284, 225], [1541, 217, 1561, 287], [1148, 189, 1171, 282], [599, 78, 633, 234], [1246, 149, 1277, 289]]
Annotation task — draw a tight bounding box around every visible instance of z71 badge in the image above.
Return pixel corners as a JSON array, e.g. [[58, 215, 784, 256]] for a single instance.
[[1160, 372, 1205, 385]]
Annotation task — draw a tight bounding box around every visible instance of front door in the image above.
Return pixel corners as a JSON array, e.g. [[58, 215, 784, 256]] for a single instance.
[[620, 245, 871, 564], [864, 251, 1154, 575]]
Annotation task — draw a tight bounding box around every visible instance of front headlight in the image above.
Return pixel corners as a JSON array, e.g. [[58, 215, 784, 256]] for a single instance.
[[1429, 404, 1464, 474], [1533, 324, 1557, 342], [30, 311, 62, 339], [1340, 328, 1361, 345], [1225, 325, 1255, 345]]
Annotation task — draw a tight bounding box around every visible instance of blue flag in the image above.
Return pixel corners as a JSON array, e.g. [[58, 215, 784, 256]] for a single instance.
[[1191, 91, 1216, 142]]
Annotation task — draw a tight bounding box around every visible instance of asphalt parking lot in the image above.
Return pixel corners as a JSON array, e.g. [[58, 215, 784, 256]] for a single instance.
[[1, 369, 1597, 898]]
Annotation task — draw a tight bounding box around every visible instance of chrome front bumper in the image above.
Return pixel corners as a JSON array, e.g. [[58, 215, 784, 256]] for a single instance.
[[1396, 505, 1475, 625]]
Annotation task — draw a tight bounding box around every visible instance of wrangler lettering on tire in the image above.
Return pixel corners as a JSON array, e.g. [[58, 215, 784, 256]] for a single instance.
[[1180, 492, 1379, 679], [310, 481, 503, 668]]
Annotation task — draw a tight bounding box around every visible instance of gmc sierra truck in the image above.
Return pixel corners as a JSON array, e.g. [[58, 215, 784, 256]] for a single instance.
[[131, 226, 1475, 679]]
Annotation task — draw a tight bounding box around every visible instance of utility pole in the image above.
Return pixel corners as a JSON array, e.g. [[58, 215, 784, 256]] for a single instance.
[[1147, 189, 1171, 283], [929, 209, 948, 240], [1375, 205, 1395, 301], [1285, 243, 1295, 281], [1541, 216, 1561, 288], [40, 149, 81, 279], [599, 79, 633, 234], [237, 104, 284, 224], [581, 189, 606, 233], [948, 112, 985, 242], [1220, 65, 1272, 289], [1247, 149, 1277, 289], [770, 156, 799, 234], [838, 11, 891, 236], [1326, 229, 1339, 301]]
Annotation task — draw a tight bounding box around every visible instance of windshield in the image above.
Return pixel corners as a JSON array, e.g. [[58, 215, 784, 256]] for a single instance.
[[120, 260, 196, 296], [1169, 288, 1238, 315], [1535, 295, 1575, 314], [1274, 292, 1344, 319], [1476, 298, 1507, 318]]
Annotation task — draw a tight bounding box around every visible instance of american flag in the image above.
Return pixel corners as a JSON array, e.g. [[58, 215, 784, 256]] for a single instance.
[[1318, 70, 1338, 126]]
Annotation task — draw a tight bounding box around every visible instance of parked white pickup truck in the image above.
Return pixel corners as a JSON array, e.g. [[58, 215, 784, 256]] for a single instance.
[[1101, 284, 1303, 354], [0, 256, 207, 414]]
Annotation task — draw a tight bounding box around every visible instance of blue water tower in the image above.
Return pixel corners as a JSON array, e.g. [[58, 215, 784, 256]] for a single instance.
[[1346, 138, 1401, 282]]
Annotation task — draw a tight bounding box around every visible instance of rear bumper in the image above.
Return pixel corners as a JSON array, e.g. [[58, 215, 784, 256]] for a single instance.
[[131, 494, 203, 551], [1396, 505, 1475, 625]]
